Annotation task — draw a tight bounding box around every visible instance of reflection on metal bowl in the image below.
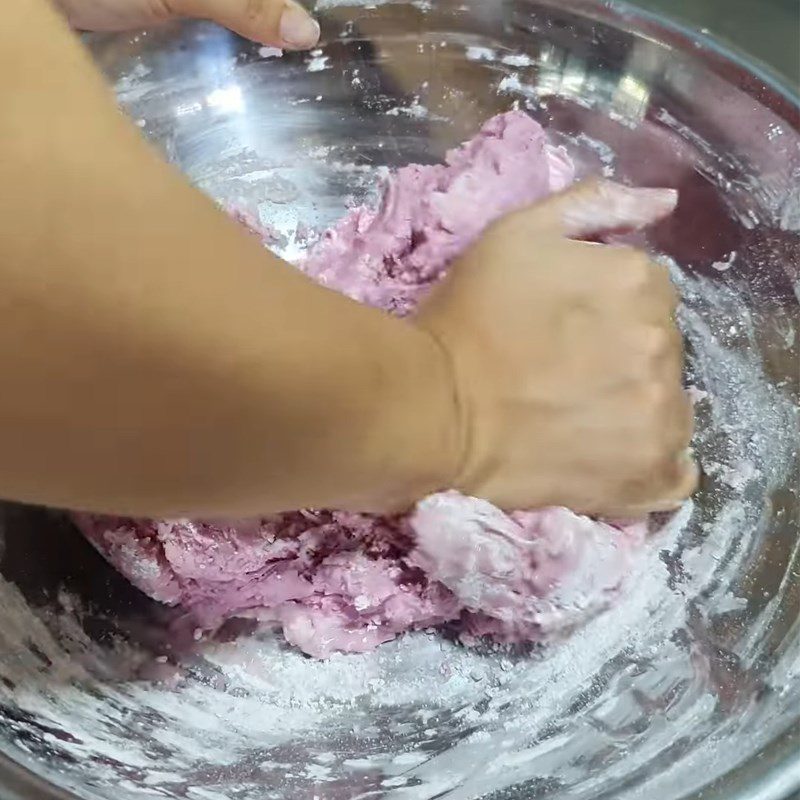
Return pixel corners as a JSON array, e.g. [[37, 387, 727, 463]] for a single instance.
[[0, 2, 798, 799]]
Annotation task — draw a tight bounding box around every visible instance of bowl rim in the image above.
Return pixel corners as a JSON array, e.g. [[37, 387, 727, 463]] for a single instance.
[[598, 0, 799, 107]]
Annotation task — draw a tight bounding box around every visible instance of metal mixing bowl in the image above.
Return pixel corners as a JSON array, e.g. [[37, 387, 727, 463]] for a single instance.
[[1, 1, 798, 799]]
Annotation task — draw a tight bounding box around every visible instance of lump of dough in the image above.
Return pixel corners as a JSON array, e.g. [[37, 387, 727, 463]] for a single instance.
[[410, 492, 646, 643], [77, 111, 647, 658]]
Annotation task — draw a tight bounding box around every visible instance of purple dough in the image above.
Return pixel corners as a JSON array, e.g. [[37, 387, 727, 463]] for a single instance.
[[76, 111, 648, 658]]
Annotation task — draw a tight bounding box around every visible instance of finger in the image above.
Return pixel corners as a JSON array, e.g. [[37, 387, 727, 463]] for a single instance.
[[170, 0, 320, 49], [54, 0, 165, 31], [615, 325, 682, 387], [531, 179, 678, 238], [629, 259, 680, 321], [664, 391, 695, 455], [658, 453, 699, 506], [573, 246, 679, 327], [646, 260, 680, 311], [663, 328, 687, 386], [600, 456, 698, 517], [646, 453, 699, 511]]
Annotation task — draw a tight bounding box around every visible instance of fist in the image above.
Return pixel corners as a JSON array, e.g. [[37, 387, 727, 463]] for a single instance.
[[419, 180, 696, 517]]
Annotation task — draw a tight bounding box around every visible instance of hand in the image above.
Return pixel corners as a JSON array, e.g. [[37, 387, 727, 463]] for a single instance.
[[54, 0, 320, 49], [418, 180, 697, 517]]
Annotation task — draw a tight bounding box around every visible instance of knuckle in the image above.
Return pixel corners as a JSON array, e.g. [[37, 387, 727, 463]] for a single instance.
[[614, 250, 652, 289], [643, 439, 667, 466], [149, 0, 174, 22], [640, 379, 666, 409], [244, 0, 285, 31], [663, 277, 680, 307], [492, 209, 532, 240], [245, 0, 268, 20], [639, 325, 671, 358], [578, 177, 605, 197]]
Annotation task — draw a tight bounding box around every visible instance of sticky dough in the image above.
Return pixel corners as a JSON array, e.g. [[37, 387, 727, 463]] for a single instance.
[[76, 112, 647, 658]]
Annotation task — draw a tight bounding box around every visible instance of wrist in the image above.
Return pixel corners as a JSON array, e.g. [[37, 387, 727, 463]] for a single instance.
[[360, 321, 463, 512]]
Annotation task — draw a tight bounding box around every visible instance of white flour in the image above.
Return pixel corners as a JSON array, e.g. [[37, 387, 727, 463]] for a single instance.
[[1, 258, 795, 799]]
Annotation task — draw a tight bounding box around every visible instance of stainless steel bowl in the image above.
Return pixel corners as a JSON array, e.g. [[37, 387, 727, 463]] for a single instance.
[[1, 2, 798, 799]]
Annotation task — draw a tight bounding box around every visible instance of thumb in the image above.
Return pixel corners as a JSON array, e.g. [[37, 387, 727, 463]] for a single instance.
[[532, 179, 678, 238], [170, 0, 320, 49]]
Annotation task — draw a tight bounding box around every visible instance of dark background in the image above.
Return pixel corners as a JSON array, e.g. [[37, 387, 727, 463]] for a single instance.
[[636, 0, 799, 83]]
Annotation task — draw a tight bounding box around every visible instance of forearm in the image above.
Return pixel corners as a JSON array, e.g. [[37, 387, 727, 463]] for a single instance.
[[0, 1, 457, 516]]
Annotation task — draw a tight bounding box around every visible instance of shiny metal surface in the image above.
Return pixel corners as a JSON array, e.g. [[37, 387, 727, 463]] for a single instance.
[[1, 2, 798, 799], [633, 0, 799, 83]]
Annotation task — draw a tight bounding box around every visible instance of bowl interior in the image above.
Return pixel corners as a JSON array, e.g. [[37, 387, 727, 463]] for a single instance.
[[0, 2, 798, 799]]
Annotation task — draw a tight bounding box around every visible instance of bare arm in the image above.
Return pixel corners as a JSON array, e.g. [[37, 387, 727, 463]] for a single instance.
[[0, 0, 458, 517], [0, 1, 695, 520]]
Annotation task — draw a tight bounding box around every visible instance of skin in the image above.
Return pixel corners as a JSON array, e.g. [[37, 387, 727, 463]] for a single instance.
[[0, 0, 695, 519], [420, 181, 697, 518], [52, 0, 321, 47]]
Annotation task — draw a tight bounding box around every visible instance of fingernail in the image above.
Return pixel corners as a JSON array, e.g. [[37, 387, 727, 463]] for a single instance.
[[279, 2, 320, 49], [609, 183, 678, 207], [648, 187, 678, 209]]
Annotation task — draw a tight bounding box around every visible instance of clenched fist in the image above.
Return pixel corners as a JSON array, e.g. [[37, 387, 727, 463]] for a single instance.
[[54, 0, 320, 48], [419, 180, 696, 517]]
